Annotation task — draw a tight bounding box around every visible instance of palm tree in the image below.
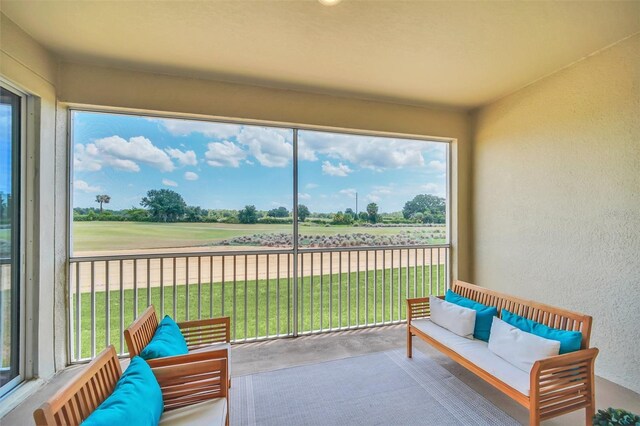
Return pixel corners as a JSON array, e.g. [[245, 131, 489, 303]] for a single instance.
[[95, 194, 111, 212]]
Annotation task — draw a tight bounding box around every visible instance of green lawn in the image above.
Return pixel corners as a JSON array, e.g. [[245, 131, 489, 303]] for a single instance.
[[73, 222, 291, 252], [1, 289, 11, 368], [73, 221, 446, 253], [0, 228, 10, 257], [72, 264, 446, 360]]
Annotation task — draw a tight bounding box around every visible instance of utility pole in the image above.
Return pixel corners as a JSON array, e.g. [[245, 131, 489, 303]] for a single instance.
[[355, 192, 358, 215]]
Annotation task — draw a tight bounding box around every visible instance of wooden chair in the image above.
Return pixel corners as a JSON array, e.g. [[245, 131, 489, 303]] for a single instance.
[[33, 345, 229, 425], [124, 305, 232, 387]]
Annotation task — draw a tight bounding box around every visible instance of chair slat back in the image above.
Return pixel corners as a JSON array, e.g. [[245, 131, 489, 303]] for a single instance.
[[124, 305, 159, 357], [34, 346, 122, 426], [179, 317, 230, 349], [451, 280, 593, 349], [152, 353, 228, 411]]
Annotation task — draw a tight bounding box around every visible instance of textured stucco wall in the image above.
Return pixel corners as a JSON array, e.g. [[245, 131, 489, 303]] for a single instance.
[[472, 34, 640, 393], [0, 12, 65, 379]]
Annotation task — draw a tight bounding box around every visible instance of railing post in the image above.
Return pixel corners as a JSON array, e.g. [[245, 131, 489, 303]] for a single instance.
[[292, 128, 299, 337]]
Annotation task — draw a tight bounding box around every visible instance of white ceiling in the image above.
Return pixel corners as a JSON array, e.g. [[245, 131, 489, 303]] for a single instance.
[[2, 0, 639, 108]]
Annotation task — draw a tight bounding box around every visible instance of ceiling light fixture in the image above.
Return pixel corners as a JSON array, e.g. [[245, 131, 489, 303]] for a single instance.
[[318, 0, 342, 6]]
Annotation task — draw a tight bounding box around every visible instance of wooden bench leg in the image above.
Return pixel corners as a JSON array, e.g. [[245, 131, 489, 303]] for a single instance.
[[407, 327, 413, 358], [585, 404, 595, 425], [529, 395, 540, 426], [529, 406, 540, 426]]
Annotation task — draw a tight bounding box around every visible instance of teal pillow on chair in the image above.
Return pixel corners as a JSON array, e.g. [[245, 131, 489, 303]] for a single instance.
[[82, 356, 163, 426], [445, 290, 497, 341], [501, 309, 582, 354], [140, 315, 189, 360]]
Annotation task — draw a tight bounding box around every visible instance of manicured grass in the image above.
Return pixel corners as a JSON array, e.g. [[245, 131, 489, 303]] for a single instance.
[[73, 222, 291, 252], [72, 265, 446, 359], [0, 229, 10, 257], [72, 221, 446, 253], [1, 289, 11, 368]]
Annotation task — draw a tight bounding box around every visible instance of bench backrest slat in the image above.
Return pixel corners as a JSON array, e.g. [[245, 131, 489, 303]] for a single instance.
[[34, 346, 122, 426], [124, 305, 159, 357], [451, 280, 592, 349]]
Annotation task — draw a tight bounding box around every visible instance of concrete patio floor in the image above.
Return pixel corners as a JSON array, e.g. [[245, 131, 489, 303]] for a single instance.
[[2, 324, 639, 425]]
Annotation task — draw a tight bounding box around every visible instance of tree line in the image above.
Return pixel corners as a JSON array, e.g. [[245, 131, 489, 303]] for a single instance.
[[0, 192, 14, 225], [74, 189, 446, 225]]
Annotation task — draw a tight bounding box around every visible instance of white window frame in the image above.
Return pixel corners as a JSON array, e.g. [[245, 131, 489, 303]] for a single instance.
[[0, 79, 27, 399]]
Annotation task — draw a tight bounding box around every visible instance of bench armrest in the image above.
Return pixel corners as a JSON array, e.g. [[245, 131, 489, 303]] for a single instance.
[[178, 316, 230, 350], [150, 348, 229, 412], [406, 297, 430, 324], [530, 347, 598, 421]]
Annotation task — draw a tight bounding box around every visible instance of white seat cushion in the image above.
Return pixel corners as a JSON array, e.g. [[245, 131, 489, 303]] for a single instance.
[[190, 342, 231, 377], [159, 398, 227, 426], [412, 318, 531, 395]]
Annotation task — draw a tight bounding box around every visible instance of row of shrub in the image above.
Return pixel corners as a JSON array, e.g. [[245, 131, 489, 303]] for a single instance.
[[215, 230, 447, 248]]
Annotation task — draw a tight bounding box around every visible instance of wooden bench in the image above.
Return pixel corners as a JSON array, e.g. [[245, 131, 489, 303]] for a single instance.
[[407, 280, 598, 426], [124, 305, 232, 386], [34, 345, 229, 426]]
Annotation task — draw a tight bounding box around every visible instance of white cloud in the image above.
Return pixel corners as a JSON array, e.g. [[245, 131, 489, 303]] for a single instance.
[[74, 136, 175, 173], [237, 126, 292, 168], [297, 142, 318, 161], [166, 148, 197, 166], [322, 161, 353, 177], [365, 185, 395, 203], [420, 183, 444, 196], [298, 192, 311, 200], [159, 118, 241, 139], [184, 171, 199, 181], [371, 185, 392, 195], [74, 145, 103, 172], [338, 188, 357, 198], [158, 120, 294, 168], [299, 132, 438, 170], [305, 183, 319, 189], [427, 160, 446, 172], [205, 141, 247, 167], [99, 136, 175, 172], [74, 179, 101, 193], [162, 179, 178, 187]]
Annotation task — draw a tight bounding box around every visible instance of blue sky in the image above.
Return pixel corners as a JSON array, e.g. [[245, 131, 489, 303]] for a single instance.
[[0, 104, 13, 199], [72, 111, 447, 214]]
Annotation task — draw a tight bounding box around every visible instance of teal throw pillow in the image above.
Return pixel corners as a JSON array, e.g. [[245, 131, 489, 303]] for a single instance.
[[139, 315, 189, 360], [501, 309, 582, 354], [82, 356, 163, 426], [445, 289, 497, 341]]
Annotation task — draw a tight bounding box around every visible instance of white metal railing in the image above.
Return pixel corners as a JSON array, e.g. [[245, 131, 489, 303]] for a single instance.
[[68, 245, 450, 362]]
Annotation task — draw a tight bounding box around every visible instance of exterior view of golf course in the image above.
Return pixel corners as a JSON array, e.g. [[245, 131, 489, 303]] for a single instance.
[[70, 196, 448, 360], [69, 110, 450, 361]]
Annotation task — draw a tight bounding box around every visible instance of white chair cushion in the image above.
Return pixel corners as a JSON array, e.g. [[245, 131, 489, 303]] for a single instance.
[[488, 317, 560, 373], [159, 398, 227, 426], [429, 296, 476, 339], [190, 342, 231, 376], [412, 318, 531, 395]]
